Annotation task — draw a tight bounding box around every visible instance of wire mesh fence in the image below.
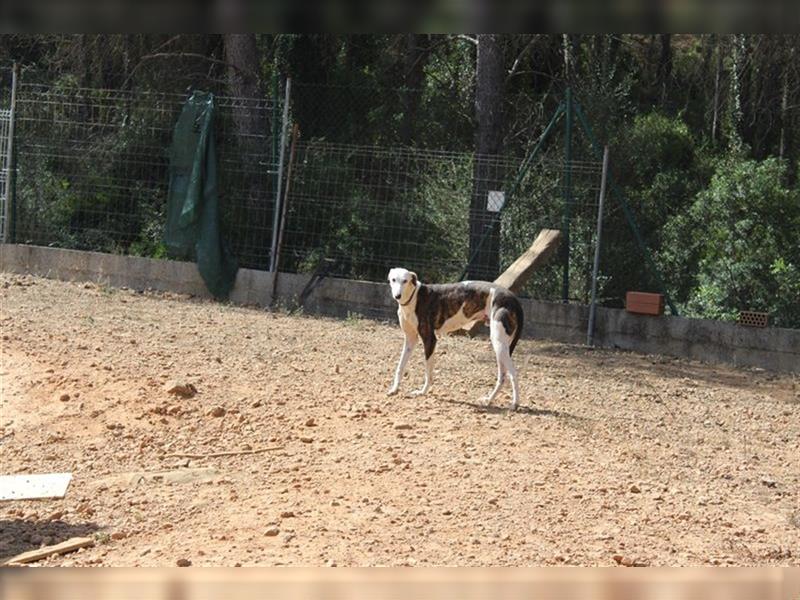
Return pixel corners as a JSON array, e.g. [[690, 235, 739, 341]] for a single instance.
[[291, 81, 475, 151], [12, 80, 282, 270], [4, 69, 611, 304], [279, 138, 606, 302], [0, 107, 11, 241]]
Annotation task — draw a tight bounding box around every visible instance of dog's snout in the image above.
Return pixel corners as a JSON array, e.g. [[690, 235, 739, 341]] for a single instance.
[[394, 293, 401, 300]]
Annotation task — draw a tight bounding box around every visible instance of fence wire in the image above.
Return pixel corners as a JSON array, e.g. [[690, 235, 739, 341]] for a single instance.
[[280, 139, 605, 302], [5, 73, 609, 303], [12, 82, 281, 270]]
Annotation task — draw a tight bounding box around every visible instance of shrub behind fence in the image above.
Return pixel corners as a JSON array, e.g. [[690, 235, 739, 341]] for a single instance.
[[4, 74, 608, 303]]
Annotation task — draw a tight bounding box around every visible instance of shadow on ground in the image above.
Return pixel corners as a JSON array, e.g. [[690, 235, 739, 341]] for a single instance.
[[439, 396, 584, 420], [0, 519, 100, 563]]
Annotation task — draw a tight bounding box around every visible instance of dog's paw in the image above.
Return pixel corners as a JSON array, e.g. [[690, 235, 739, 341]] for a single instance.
[[408, 388, 428, 397], [482, 395, 494, 406], [386, 387, 399, 396]]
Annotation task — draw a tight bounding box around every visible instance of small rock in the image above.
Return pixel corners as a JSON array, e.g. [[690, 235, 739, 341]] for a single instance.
[[165, 381, 197, 398], [629, 484, 641, 493], [47, 510, 64, 521], [761, 478, 777, 488], [59, 393, 70, 402], [176, 558, 192, 567], [208, 406, 226, 418], [612, 554, 623, 564], [393, 423, 413, 430], [280, 511, 295, 518], [327, 559, 337, 567], [265, 526, 280, 537], [300, 436, 313, 443], [305, 418, 317, 427], [111, 531, 127, 540]]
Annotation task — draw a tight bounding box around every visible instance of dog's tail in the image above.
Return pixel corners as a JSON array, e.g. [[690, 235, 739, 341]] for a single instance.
[[492, 289, 525, 355], [508, 296, 524, 355]]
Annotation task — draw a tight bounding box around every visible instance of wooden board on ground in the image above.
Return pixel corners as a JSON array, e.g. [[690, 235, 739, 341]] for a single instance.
[[465, 228, 562, 337], [0, 473, 72, 501], [3, 536, 94, 566]]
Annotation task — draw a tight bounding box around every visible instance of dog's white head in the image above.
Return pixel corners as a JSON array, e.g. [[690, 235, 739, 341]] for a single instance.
[[388, 267, 418, 303]]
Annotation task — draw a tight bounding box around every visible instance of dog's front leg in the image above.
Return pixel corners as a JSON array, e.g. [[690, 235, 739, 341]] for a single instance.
[[387, 334, 416, 396], [410, 327, 436, 397]]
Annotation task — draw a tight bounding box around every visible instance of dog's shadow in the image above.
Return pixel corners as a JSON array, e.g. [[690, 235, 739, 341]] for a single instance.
[[437, 396, 579, 420]]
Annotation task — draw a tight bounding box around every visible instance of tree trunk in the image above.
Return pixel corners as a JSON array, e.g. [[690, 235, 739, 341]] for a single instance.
[[467, 34, 505, 280], [779, 42, 791, 159], [400, 34, 429, 146], [223, 33, 268, 257], [658, 34, 672, 106], [728, 34, 745, 152], [223, 34, 263, 140], [711, 35, 722, 144]]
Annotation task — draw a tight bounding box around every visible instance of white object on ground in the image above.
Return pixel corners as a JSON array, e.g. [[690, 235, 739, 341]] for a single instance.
[[0, 472, 73, 501]]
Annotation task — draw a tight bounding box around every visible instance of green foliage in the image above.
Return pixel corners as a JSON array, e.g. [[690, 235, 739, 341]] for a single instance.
[[598, 112, 709, 305], [662, 157, 800, 327], [282, 146, 472, 282], [4, 35, 800, 328]]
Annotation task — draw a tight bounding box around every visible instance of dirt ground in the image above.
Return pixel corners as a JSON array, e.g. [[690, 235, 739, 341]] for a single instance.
[[1, 273, 798, 567]]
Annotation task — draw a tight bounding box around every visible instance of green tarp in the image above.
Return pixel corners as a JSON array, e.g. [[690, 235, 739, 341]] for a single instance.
[[164, 91, 237, 300]]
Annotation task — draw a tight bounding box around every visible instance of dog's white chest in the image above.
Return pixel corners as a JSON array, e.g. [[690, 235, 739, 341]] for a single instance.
[[398, 307, 418, 337]]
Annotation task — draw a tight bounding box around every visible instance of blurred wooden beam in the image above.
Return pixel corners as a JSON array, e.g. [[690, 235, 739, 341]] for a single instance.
[[464, 229, 562, 337]]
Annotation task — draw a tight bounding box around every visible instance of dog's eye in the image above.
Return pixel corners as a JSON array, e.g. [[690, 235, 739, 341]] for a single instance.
[[391, 278, 395, 282]]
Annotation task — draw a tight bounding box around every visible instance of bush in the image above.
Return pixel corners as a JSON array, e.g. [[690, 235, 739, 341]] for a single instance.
[[578, 112, 708, 305], [662, 157, 800, 327]]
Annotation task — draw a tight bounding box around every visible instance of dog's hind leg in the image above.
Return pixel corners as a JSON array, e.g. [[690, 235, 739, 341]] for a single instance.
[[387, 334, 417, 396], [503, 347, 520, 409], [483, 348, 506, 406], [488, 309, 520, 409]]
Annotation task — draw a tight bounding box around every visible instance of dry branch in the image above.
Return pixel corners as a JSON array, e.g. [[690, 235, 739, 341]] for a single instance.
[[163, 446, 284, 460]]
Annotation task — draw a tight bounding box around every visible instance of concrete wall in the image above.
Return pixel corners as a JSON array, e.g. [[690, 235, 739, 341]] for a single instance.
[[2, 244, 798, 373]]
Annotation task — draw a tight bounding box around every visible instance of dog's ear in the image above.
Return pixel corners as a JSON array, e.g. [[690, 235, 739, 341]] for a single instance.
[[410, 272, 418, 286]]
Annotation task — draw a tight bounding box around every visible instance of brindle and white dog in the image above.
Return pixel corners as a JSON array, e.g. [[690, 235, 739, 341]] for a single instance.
[[386, 267, 524, 409]]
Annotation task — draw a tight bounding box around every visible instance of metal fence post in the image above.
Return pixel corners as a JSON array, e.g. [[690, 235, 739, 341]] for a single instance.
[[573, 100, 679, 316], [2, 62, 18, 244], [587, 145, 609, 347], [561, 86, 573, 303], [269, 77, 291, 273]]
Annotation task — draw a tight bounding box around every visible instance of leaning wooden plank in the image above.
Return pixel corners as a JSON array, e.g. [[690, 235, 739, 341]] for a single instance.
[[465, 229, 562, 337], [494, 229, 562, 293], [3, 536, 94, 565], [0, 473, 72, 501]]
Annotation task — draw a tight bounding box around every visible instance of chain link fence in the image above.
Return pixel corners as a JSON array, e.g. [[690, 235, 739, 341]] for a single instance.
[[3, 69, 609, 303], [279, 139, 606, 301], [11, 79, 282, 270]]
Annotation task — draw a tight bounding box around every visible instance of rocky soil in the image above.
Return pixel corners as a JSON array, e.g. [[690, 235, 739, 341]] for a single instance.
[[1, 273, 798, 566]]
